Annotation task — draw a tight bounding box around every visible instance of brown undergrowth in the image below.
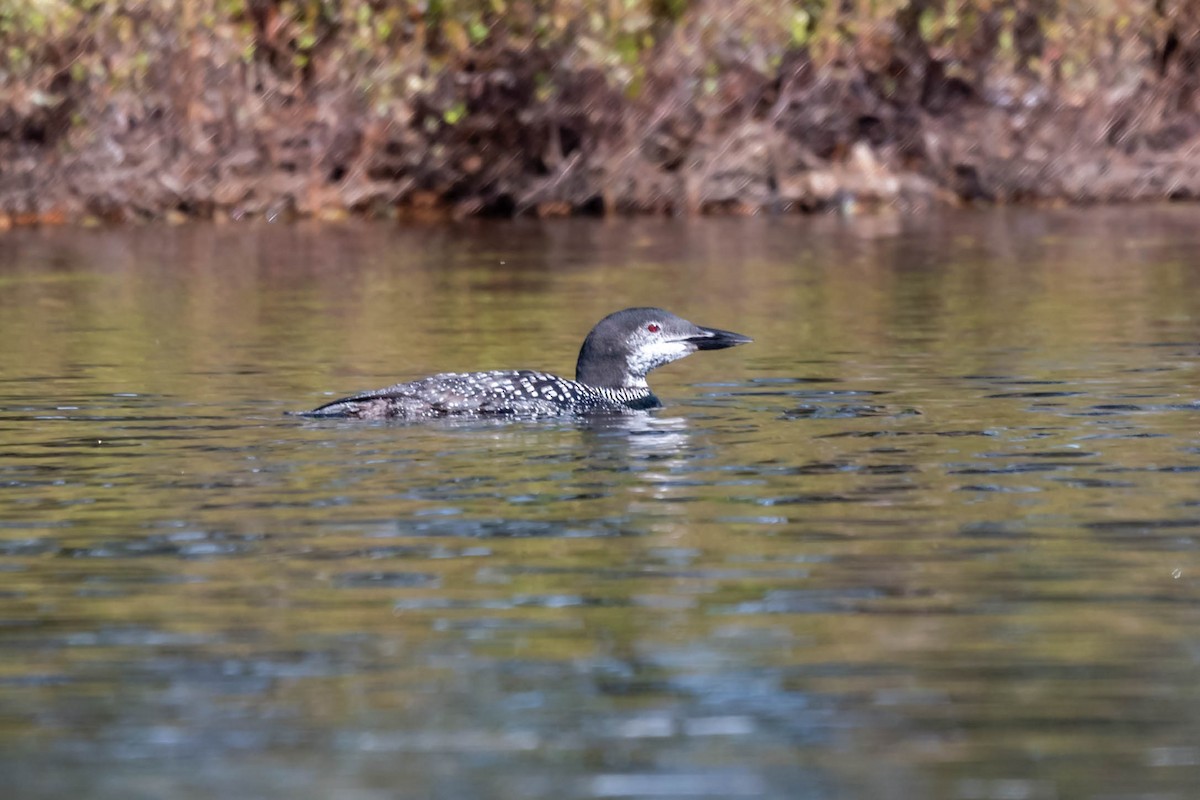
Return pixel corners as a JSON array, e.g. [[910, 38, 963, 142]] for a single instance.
[[3, 0, 1200, 225]]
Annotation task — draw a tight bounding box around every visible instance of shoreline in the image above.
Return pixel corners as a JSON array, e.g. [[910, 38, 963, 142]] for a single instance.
[[4, 2, 1200, 227]]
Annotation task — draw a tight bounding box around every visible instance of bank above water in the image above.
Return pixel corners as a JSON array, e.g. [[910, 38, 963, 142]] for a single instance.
[[5, 1, 1200, 226]]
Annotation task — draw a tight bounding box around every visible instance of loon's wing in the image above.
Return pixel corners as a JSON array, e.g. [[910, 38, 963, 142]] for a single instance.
[[294, 370, 569, 419]]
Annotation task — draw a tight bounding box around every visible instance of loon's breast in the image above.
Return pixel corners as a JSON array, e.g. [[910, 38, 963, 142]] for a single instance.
[[298, 370, 659, 420]]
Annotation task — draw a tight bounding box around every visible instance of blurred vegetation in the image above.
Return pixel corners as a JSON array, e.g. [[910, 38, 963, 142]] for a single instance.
[[2, 1, 1200, 222]]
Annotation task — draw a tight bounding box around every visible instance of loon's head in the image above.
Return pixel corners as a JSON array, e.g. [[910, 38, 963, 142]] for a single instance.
[[575, 307, 752, 389]]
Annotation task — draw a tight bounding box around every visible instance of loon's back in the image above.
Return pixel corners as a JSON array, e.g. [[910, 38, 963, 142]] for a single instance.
[[297, 370, 658, 420], [294, 308, 751, 420]]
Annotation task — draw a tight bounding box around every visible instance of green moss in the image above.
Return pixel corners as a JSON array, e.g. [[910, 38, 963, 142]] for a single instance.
[[443, 102, 466, 125]]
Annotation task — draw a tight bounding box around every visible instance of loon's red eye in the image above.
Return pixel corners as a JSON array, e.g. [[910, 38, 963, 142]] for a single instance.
[[646, 323, 660, 333]]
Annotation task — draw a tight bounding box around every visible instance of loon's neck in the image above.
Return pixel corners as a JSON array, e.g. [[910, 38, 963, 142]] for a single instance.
[[575, 338, 645, 389], [576, 363, 646, 389]]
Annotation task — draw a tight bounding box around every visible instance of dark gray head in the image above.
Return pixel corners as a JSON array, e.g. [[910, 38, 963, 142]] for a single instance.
[[575, 307, 752, 389]]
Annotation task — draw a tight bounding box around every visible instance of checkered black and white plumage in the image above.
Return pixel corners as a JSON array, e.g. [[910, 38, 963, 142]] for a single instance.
[[300, 370, 659, 420], [295, 308, 750, 420]]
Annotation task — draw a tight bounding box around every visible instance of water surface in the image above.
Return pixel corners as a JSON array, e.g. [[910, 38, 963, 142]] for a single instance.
[[1, 209, 1199, 799]]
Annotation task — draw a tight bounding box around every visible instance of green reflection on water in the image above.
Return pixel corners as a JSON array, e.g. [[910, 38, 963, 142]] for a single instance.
[[1, 208, 1199, 799]]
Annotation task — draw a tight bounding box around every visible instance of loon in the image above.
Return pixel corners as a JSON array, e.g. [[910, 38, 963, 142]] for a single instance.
[[296, 307, 751, 419]]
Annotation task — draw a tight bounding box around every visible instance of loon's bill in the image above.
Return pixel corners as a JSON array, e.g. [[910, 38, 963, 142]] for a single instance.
[[294, 307, 751, 420], [688, 326, 754, 350]]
